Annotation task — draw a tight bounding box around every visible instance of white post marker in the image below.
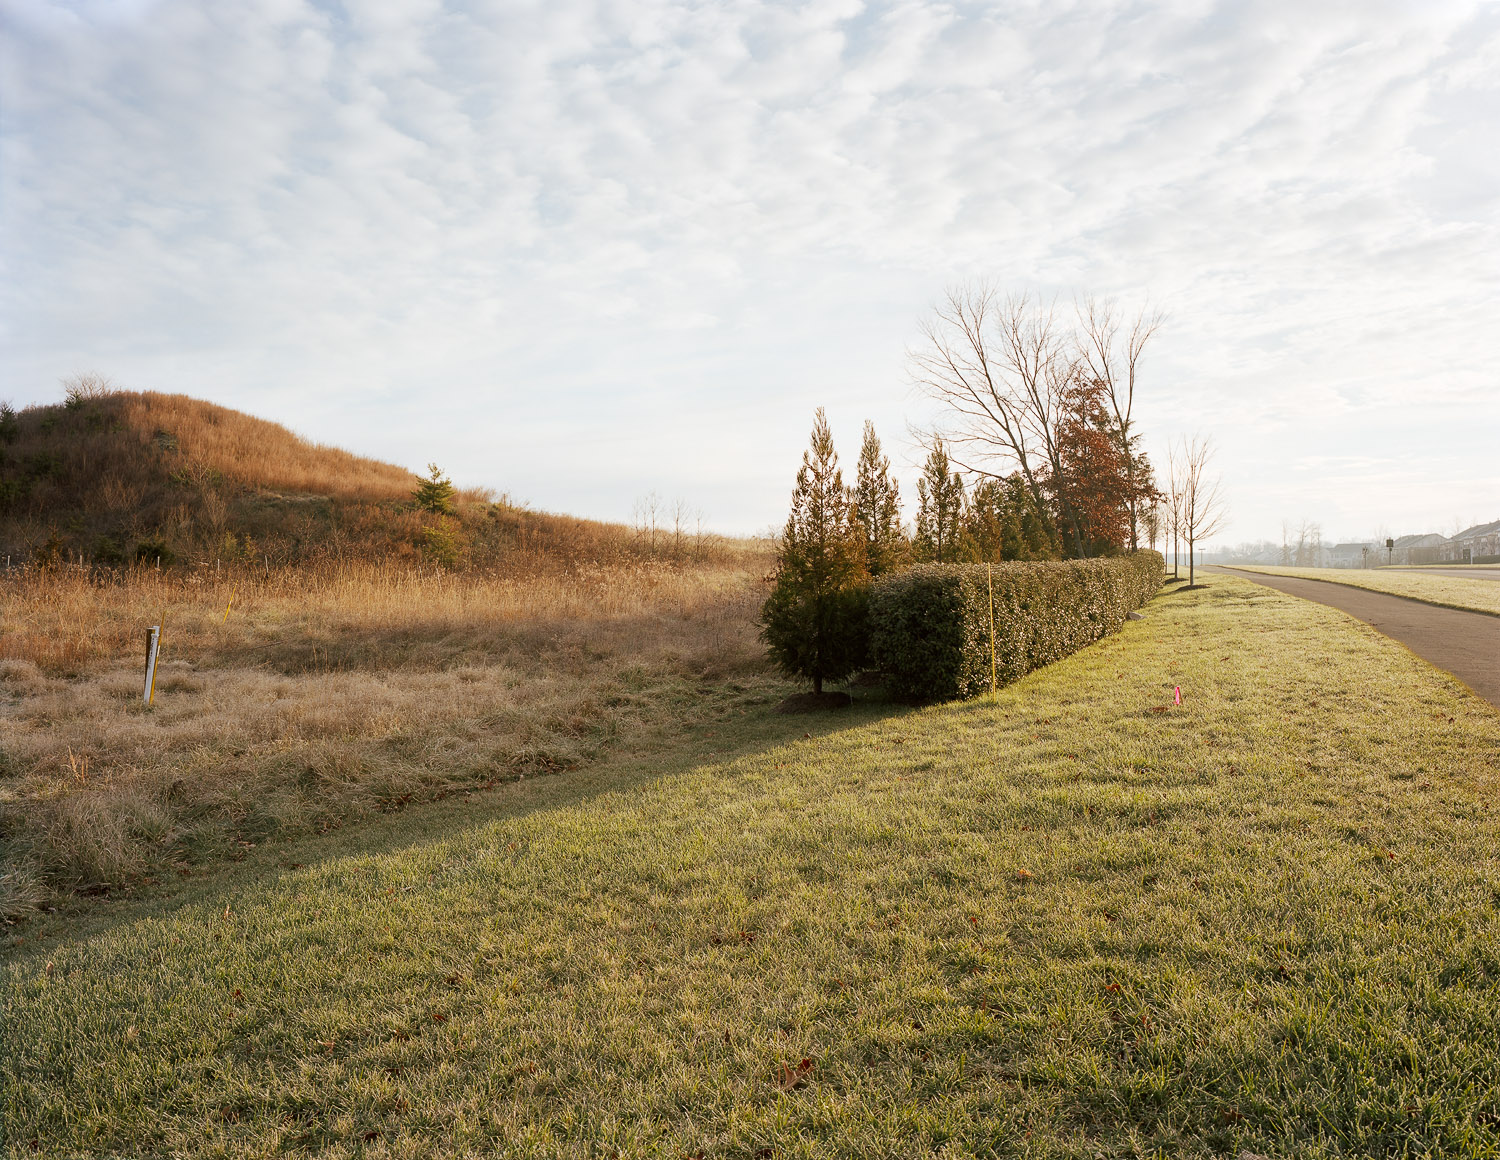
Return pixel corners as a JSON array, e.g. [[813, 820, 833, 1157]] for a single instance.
[[143, 626, 161, 705]]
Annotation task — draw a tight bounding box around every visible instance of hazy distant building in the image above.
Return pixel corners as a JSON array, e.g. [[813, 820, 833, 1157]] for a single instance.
[[1329, 541, 1380, 568], [1446, 520, 1500, 563], [1390, 533, 1446, 565]]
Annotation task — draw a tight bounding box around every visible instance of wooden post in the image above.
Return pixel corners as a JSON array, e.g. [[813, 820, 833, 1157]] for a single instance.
[[987, 563, 998, 699], [143, 626, 161, 705]]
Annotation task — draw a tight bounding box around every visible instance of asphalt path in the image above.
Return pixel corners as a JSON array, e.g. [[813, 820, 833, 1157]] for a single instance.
[[1211, 567, 1500, 709]]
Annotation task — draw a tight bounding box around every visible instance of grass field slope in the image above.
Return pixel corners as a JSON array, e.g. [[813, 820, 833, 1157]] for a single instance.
[[1233, 565, 1500, 617], [6, 577, 1498, 1157]]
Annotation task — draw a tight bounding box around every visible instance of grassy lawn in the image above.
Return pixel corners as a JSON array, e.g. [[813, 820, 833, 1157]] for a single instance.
[[1232, 565, 1500, 617], [1394, 564, 1500, 571], [5, 577, 1500, 1157]]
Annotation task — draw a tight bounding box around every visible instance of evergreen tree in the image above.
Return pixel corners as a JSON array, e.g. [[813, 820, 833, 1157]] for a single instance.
[[914, 438, 966, 563], [412, 463, 457, 515], [849, 420, 906, 575], [964, 475, 1058, 562], [760, 409, 869, 695]]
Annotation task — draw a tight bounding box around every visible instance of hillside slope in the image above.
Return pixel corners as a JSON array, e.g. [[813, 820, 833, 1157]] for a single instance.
[[0, 387, 671, 568]]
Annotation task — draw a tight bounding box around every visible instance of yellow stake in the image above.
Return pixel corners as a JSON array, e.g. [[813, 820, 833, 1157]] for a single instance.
[[987, 562, 998, 699], [222, 589, 236, 623]]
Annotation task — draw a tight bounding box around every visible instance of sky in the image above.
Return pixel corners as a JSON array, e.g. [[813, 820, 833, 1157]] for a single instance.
[[3, 0, 1497, 544]]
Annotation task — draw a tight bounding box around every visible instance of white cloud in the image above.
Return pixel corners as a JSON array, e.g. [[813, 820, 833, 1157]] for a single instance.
[[1, 0, 1496, 538]]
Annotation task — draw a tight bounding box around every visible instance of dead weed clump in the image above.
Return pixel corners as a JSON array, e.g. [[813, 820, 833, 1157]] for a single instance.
[[0, 558, 776, 916]]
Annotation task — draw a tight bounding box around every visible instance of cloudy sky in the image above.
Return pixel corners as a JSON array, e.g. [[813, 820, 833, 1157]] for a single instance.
[[3, 0, 1497, 543]]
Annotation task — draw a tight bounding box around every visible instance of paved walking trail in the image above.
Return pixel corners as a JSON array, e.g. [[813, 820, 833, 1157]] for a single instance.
[[1213, 567, 1500, 709]]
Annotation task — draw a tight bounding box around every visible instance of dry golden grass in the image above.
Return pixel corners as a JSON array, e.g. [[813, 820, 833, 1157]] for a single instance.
[[3, 388, 742, 570], [0, 554, 779, 916]]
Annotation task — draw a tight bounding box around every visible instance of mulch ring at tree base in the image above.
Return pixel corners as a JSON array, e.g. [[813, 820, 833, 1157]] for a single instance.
[[776, 691, 853, 713]]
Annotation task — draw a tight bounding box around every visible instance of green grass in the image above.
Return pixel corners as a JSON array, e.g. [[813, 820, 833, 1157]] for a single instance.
[[1234, 565, 1500, 617], [5, 578, 1500, 1158], [1395, 563, 1500, 570]]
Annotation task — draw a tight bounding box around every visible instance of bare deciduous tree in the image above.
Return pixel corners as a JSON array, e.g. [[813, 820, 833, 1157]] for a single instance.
[[1164, 443, 1184, 579], [1177, 434, 1227, 587], [912, 285, 1163, 560], [909, 286, 1089, 557], [632, 491, 662, 552], [62, 373, 117, 409], [1075, 298, 1163, 551]]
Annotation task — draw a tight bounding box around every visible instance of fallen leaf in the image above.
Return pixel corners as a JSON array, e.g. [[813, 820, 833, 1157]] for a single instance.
[[775, 1057, 815, 1090], [1015, 869, 1033, 881]]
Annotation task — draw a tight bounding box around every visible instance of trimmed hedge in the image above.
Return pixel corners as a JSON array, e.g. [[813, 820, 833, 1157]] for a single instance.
[[869, 551, 1165, 702]]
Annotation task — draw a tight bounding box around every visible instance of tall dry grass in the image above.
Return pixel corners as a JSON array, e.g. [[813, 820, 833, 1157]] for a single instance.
[[0, 553, 777, 918]]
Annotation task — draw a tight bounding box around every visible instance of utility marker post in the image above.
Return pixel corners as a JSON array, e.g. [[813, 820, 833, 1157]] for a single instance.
[[143, 626, 161, 705]]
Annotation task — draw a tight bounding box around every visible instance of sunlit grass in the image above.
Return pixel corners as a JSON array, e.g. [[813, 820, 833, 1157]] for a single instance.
[[0, 558, 774, 911], [1235, 564, 1500, 616], [5, 578, 1499, 1157]]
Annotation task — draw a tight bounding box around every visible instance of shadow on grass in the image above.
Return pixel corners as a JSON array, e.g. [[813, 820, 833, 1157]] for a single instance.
[[5, 682, 920, 960]]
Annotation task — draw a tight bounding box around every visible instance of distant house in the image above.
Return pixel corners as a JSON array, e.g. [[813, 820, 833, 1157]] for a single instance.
[[1390, 533, 1446, 566], [1446, 520, 1500, 563], [1329, 541, 1379, 569]]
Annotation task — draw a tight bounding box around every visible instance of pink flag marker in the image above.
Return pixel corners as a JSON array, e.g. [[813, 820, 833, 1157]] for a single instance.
[[1174, 686, 1182, 705]]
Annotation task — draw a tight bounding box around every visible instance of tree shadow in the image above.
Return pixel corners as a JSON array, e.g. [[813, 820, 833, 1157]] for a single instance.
[[5, 683, 920, 959]]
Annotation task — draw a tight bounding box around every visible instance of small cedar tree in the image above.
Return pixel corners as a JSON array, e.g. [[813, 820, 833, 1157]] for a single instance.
[[850, 420, 906, 575], [413, 463, 457, 515], [964, 474, 1057, 561], [760, 408, 869, 695], [915, 438, 966, 563]]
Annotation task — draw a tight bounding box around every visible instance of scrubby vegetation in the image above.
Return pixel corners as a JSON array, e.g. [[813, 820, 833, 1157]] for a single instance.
[[871, 552, 1164, 702]]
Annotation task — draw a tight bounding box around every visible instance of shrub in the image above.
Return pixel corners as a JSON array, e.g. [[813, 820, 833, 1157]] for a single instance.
[[870, 551, 1164, 702], [135, 538, 176, 567], [92, 536, 126, 567], [419, 521, 467, 569]]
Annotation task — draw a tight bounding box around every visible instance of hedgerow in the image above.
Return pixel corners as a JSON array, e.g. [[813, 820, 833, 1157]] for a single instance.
[[870, 551, 1164, 702]]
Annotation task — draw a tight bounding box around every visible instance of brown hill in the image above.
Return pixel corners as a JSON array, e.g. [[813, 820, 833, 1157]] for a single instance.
[[0, 385, 681, 569]]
